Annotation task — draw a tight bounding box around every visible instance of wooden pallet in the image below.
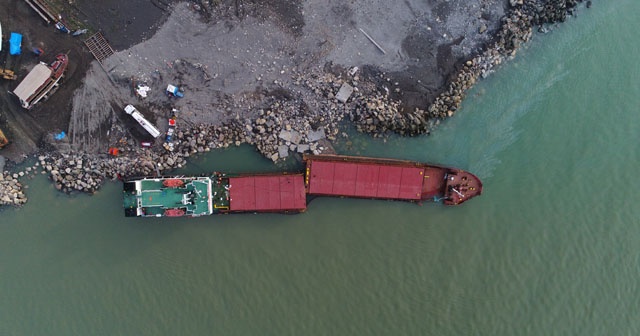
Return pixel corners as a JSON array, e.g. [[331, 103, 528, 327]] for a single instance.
[[84, 32, 115, 64], [0, 68, 16, 80]]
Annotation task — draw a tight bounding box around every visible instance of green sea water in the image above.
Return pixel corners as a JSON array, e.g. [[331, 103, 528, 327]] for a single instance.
[[1, 1, 639, 335]]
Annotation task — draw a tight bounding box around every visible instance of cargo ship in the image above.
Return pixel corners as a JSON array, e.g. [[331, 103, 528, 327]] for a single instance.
[[13, 53, 68, 109], [122, 155, 482, 218]]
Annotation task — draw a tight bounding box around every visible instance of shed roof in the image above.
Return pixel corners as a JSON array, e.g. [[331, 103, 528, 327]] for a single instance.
[[13, 63, 51, 102], [307, 160, 425, 200], [228, 175, 306, 212]]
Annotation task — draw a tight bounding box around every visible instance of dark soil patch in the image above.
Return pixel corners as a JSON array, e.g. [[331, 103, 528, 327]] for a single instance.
[[70, 0, 177, 50]]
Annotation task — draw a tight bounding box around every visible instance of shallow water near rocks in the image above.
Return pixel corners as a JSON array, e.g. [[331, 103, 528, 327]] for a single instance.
[[1, 1, 639, 334]]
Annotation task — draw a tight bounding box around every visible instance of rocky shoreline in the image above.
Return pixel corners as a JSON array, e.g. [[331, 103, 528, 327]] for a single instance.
[[0, 172, 28, 206], [0, 0, 589, 207], [352, 0, 589, 135]]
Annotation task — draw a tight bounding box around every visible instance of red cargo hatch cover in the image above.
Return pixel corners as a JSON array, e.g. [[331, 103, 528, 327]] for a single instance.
[[308, 161, 424, 200], [229, 175, 306, 212]]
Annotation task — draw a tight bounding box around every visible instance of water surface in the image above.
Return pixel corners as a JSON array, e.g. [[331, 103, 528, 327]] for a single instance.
[[1, 2, 639, 335]]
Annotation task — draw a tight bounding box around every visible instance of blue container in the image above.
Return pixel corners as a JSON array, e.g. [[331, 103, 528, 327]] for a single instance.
[[9, 33, 22, 55]]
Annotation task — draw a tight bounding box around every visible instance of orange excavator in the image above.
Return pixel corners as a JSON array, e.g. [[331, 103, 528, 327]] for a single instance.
[[0, 25, 17, 80]]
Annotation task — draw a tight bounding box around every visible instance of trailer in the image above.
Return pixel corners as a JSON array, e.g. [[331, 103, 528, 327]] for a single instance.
[[124, 105, 161, 138]]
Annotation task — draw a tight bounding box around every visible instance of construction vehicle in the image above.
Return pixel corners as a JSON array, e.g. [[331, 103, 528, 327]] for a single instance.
[[166, 84, 184, 98], [0, 21, 17, 80], [0, 128, 8, 148]]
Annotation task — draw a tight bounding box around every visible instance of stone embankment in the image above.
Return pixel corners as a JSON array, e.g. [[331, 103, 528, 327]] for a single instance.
[[36, 104, 344, 196], [351, 0, 588, 136]]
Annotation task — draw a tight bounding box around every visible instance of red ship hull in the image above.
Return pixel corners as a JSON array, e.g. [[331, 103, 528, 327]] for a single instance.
[[304, 154, 482, 205], [50, 53, 68, 79]]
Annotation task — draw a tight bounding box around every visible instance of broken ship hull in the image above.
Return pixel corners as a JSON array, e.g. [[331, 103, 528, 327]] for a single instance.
[[303, 154, 482, 206], [122, 155, 483, 218]]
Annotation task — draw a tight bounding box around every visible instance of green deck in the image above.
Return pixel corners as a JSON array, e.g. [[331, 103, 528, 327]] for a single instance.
[[211, 176, 231, 212], [123, 177, 213, 217]]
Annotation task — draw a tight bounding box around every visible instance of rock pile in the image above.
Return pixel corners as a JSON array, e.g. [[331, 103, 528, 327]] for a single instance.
[[0, 172, 28, 206], [162, 69, 354, 162], [40, 154, 108, 194], [0, 160, 41, 207], [238, 99, 341, 161]]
